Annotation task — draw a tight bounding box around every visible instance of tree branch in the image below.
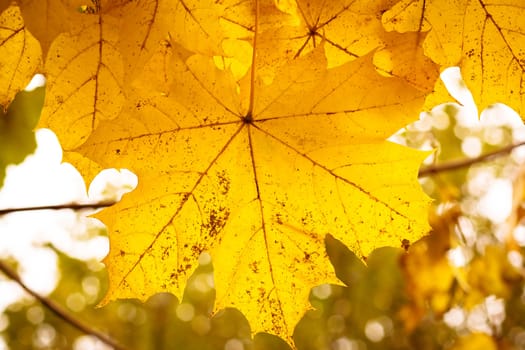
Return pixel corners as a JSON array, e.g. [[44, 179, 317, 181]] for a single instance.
[[0, 260, 129, 350], [0, 200, 117, 216], [419, 141, 525, 177]]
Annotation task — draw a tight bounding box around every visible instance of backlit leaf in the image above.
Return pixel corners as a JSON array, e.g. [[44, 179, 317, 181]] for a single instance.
[[74, 39, 430, 342], [16, 0, 84, 56], [0, 5, 41, 107], [252, 0, 439, 90], [383, 0, 525, 115], [117, 0, 224, 85], [7, 0, 525, 346], [39, 6, 125, 149]]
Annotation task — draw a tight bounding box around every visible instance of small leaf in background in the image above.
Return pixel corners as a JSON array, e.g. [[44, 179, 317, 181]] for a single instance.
[[465, 245, 521, 307], [293, 234, 407, 349], [399, 211, 455, 331], [449, 333, 497, 350], [253, 333, 293, 350], [325, 233, 366, 286]]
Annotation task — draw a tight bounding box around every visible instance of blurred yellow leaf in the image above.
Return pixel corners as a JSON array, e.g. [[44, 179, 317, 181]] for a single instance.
[[450, 333, 497, 350], [400, 206, 457, 330], [0, 5, 41, 107], [466, 245, 521, 307]]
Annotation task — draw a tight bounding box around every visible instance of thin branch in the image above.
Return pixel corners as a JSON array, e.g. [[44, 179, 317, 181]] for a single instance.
[[0, 260, 129, 350], [419, 141, 525, 177], [0, 200, 117, 216]]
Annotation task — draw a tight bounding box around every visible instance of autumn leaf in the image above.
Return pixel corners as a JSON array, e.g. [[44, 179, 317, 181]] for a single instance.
[[466, 245, 521, 307], [399, 209, 455, 331], [38, 2, 126, 150], [5, 0, 525, 346], [73, 44, 429, 350], [0, 5, 41, 108], [117, 0, 226, 85], [247, 0, 439, 91], [33, 0, 433, 343], [15, 0, 85, 56], [382, 0, 525, 115], [117, 0, 171, 85], [450, 333, 497, 350]]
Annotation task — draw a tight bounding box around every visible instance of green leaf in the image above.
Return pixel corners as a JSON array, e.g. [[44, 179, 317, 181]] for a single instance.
[[325, 233, 367, 286], [0, 86, 45, 188], [254, 333, 293, 350], [293, 236, 407, 349]]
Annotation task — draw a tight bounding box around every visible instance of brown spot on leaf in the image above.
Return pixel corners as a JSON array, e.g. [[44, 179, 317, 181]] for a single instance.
[[216, 170, 230, 195], [249, 261, 259, 273], [202, 207, 230, 238], [401, 238, 410, 251], [191, 244, 206, 258], [269, 298, 284, 334], [303, 252, 311, 262]]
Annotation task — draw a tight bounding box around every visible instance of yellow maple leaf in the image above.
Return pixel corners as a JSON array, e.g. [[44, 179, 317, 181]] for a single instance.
[[246, 0, 439, 91], [38, 3, 126, 150], [383, 0, 525, 115], [118, 0, 225, 85], [76, 47, 429, 347], [0, 5, 41, 108], [15, 0, 86, 56]]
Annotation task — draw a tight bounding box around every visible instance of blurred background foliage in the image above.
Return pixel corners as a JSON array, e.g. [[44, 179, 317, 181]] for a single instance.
[[0, 86, 43, 187], [3, 69, 525, 349]]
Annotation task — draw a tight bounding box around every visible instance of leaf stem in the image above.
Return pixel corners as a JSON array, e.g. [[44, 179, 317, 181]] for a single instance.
[[418, 140, 525, 177], [246, 0, 260, 117], [0, 260, 129, 350], [0, 200, 117, 216]]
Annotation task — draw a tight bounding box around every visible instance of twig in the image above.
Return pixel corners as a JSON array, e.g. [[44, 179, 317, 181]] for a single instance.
[[0, 200, 117, 216], [0, 260, 129, 350], [419, 141, 525, 177]]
